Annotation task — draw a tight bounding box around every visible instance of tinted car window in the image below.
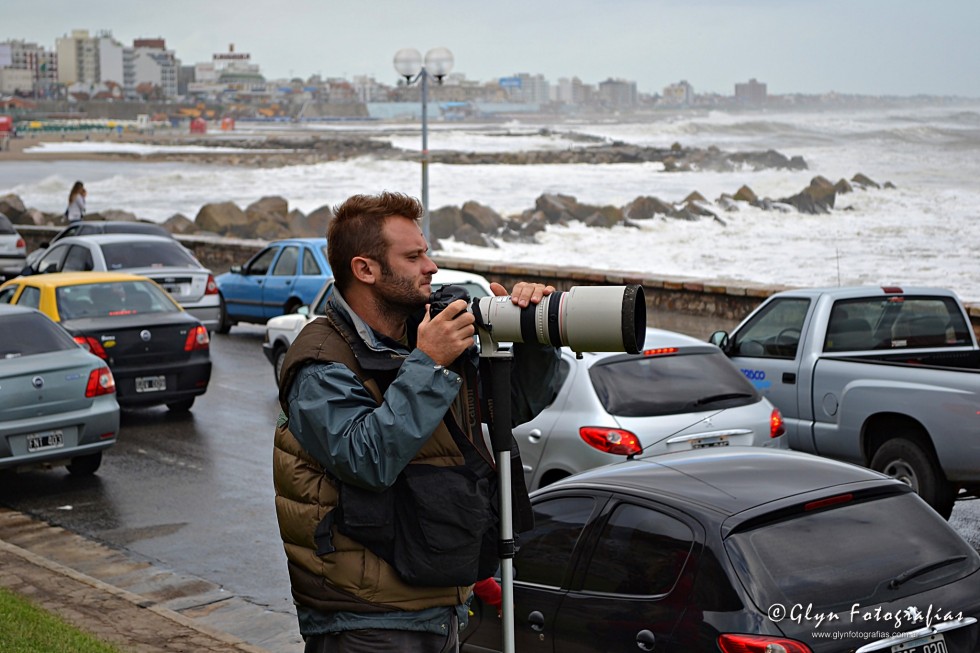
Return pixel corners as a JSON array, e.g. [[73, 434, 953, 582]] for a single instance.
[[37, 244, 70, 273], [589, 350, 759, 417], [273, 246, 299, 276], [0, 214, 15, 234], [313, 282, 336, 315], [16, 286, 41, 309], [513, 496, 596, 588], [581, 504, 693, 596], [246, 248, 277, 275], [0, 312, 79, 357], [102, 241, 199, 269], [62, 245, 94, 272], [59, 281, 180, 318], [726, 492, 980, 612], [302, 248, 321, 275], [826, 296, 972, 352]]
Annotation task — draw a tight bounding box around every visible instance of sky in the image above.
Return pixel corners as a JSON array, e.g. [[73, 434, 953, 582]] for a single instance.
[[4, 0, 979, 97]]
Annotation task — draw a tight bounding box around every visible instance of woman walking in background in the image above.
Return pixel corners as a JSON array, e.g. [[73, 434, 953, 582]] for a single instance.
[[66, 181, 86, 223]]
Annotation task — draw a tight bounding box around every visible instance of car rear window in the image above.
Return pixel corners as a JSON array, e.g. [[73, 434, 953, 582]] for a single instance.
[[725, 492, 980, 612], [0, 312, 79, 357], [102, 241, 200, 269], [57, 281, 180, 319], [0, 214, 16, 235], [589, 349, 760, 417]]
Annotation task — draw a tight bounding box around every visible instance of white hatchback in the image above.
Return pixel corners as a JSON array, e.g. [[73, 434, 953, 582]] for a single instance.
[[263, 268, 494, 386]]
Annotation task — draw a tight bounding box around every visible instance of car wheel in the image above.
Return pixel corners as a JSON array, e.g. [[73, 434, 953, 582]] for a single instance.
[[167, 398, 195, 413], [870, 437, 955, 518], [274, 345, 287, 388], [66, 451, 102, 476], [215, 295, 232, 334]]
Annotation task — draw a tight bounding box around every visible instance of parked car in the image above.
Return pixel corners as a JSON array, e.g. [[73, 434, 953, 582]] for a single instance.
[[214, 237, 332, 333], [23, 234, 220, 331], [262, 268, 495, 385], [515, 327, 785, 491], [461, 447, 980, 653], [23, 219, 173, 271], [0, 272, 212, 412], [0, 303, 118, 476], [0, 211, 27, 280]]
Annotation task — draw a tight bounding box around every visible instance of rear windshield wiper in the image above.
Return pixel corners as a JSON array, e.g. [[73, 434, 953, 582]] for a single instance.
[[888, 555, 968, 589], [689, 392, 754, 408]]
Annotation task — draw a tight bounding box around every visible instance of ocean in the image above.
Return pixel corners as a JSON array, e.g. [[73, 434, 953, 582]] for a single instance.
[[2, 102, 979, 301]]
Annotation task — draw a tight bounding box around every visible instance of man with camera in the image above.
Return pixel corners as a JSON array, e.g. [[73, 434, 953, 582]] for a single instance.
[[273, 191, 560, 653]]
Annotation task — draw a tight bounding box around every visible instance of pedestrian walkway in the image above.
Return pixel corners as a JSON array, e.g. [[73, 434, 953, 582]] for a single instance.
[[0, 508, 303, 653]]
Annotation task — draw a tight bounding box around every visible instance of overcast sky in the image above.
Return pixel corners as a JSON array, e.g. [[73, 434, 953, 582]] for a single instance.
[[5, 0, 979, 97]]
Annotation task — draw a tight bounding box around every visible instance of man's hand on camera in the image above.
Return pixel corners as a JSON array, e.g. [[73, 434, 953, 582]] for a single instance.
[[490, 281, 556, 308], [418, 298, 476, 367]]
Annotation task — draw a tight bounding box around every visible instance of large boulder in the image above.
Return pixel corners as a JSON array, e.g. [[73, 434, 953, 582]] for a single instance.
[[733, 185, 759, 204], [453, 223, 498, 248], [430, 205, 463, 240], [534, 193, 578, 223], [305, 205, 334, 238], [583, 205, 625, 228], [461, 201, 505, 233], [195, 201, 248, 236], [624, 196, 674, 220], [0, 194, 26, 222], [164, 213, 197, 234], [246, 195, 289, 223], [98, 209, 139, 222], [779, 177, 837, 215], [851, 173, 880, 189]]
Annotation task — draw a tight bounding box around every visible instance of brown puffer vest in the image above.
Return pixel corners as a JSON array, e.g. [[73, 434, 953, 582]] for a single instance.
[[273, 308, 474, 614]]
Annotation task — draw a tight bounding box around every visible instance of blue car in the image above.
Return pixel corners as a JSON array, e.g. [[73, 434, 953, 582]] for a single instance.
[[215, 238, 331, 333]]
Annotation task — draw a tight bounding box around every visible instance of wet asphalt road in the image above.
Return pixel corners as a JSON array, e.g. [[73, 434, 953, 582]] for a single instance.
[[1, 324, 979, 617], [0, 324, 296, 615]]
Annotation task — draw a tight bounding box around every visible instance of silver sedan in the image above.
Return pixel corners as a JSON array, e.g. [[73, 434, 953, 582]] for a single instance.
[[517, 327, 786, 491]]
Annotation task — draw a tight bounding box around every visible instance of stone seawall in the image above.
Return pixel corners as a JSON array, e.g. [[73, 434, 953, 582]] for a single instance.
[[17, 225, 980, 340]]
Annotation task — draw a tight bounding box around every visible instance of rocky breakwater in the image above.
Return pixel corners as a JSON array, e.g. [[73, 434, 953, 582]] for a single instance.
[[0, 171, 894, 250], [427, 172, 895, 249]]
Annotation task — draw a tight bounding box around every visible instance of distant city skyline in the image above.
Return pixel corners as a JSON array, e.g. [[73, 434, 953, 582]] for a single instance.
[[4, 0, 979, 98]]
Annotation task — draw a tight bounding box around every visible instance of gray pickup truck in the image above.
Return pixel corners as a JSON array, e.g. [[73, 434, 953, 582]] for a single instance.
[[709, 285, 980, 517]]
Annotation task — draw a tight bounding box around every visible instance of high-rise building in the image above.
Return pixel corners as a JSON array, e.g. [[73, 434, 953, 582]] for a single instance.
[[735, 78, 767, 106], [124, 38, 180, 99], [55, 29, 124, 88], [662, 80, 694, 106], [598, 78, 637, 108], [0, 40, 56, 95]]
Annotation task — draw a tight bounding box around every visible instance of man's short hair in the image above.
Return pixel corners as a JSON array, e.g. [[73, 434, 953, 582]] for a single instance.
[[327, 192, 424, 293]]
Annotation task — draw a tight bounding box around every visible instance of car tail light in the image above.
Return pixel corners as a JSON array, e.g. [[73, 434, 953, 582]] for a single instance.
[[205, 274, 219, 295], [74, 336, 108, 360], [16, 237, 26, 249], [718, 634, 812, 653], [805, 493, 853, 511], [881, 286, 904, 294], [579, 427, 642, 455], [184, 324, 210, 351], [85, 366, 115, 397], [770, 408, 785, 438]]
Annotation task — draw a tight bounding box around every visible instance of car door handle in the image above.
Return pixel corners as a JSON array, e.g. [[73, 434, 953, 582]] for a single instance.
[[527, 429, 543, 442], [636, 629, 656, 651], [528, 610, 545, 632], [782, 372, 796, 384]]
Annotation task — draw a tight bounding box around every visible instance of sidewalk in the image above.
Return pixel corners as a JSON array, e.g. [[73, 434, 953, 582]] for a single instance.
[[0, 508, 303, 653]]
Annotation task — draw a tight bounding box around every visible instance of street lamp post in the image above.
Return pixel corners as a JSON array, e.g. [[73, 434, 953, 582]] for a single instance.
[[393, 47, 454, 242]]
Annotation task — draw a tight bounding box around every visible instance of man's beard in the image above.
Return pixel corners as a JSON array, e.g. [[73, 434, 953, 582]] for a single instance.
[[373, 267, 429, 319]]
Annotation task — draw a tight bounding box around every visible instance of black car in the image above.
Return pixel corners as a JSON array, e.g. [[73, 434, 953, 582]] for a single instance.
[[0, 272, 212, 413], [461, 448, 980, 652]]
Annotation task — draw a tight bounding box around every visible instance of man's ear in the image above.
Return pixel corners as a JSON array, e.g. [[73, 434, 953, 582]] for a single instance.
[[350, 256, 378, 285]]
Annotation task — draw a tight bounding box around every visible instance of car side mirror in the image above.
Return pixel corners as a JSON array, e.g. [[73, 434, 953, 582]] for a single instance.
[[231, 265, 243, 274], [39, 261, 59, 274], [708, 330, 729, 350], [38, 241, 49, 249], [297, 306, 309, 316]]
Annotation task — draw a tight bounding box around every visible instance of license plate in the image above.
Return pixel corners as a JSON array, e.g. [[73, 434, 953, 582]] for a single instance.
[[136, 375, 167, 393], [892, 633, 946, 653], [162, 284, 189, 296], [692, 436, 729, 449], [27, 430, 64, 452]]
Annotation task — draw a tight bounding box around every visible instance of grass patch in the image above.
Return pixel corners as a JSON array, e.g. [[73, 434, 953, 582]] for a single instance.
[[0, 587, 122, 653]]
